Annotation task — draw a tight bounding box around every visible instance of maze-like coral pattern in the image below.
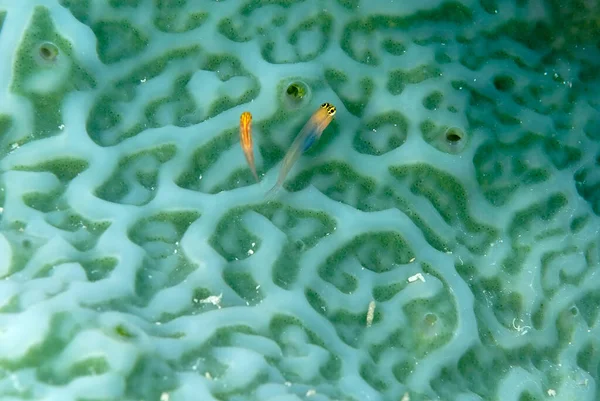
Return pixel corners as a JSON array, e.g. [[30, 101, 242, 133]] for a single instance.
[[0, 1, 599, 401]]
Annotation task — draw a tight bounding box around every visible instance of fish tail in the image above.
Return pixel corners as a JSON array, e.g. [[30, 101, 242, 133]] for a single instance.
[[244, 151, 260, 183], [251, 166, 260, 182], [264, 183, 281, 202]]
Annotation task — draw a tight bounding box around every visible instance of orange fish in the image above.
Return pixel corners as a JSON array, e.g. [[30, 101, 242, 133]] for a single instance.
[[265, 102, 336, 200], [239, 111, 259, 182]]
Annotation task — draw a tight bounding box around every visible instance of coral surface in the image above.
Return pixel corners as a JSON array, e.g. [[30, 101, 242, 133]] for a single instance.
[[0, 1, 599, 401]]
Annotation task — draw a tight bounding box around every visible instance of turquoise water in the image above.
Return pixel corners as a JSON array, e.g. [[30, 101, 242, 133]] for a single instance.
[[0, 1, 599, 400]]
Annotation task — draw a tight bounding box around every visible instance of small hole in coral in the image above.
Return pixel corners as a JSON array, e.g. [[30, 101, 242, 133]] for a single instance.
[[282, 80, 311, 110], [294, 240, 306, 252], [286, 82, 307, 99], [570, 306, 578, 316], [493, 74, 515, 92], [424, 313, 437, 326], [22, 239, 31, 249], [39, 42, 59, 62], [445, 128, 463, 143]]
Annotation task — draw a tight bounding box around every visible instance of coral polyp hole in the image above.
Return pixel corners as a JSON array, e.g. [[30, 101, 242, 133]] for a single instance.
[[445, 128, 463, 143], [423, 313, 438, 326], [282, 80, 311, 109], [39, 42, 59, 62], [493, 74, 515, 92], [286, 82, 307, 99], [570, 306, 578, 316]]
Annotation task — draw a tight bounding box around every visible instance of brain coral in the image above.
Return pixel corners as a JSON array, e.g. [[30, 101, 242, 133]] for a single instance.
[[0, 1, 599, 401]]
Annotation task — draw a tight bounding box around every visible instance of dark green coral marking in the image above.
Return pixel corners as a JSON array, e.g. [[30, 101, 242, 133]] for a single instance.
[[475, 133, 581, 206], [390, 164, 498, 254], [422, 90, 444, 110], [175, 128, 237, 192], [269, 314, 341, 381], [217, 18, 253, 42], [240, 0, 300, 16], [508, 193, 568, 242], [153, 0, 208, 32], [58, 0, 91, 24], [382, 38, 406, 55], [87, 46, 206, 146], [129, 211, 201, 304], [353, 111, 409, 155], [223, 268, 263, 306], [325, 68, 374, 116], [318, 231, 414, 294], [340, 2, 472, 63], [95, 144, 176, 206], [92, 20, 149, 64], [13, 158, 89, 182], [11, 6, 96, 140], [209, 204, 334, 289], [388, 65, 442, 95], [287, 13, 333, 62]]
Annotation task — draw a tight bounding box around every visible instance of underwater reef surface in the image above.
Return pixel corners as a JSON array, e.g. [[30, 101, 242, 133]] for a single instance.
[[0, 0, 599, 400]]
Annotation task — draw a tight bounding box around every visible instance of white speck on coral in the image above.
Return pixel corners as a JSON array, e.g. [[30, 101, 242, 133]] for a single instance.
[[547, 389, 556, 397], [200, 293, 223, 308], [247, 249, 254, 255], [155, 322, 162, 326], [366, 300, 376, 327], [58, 124, 65, 130], [9, 374, 23, 392], [306, 389, 316, 397], [408, 273, 425, 283], [511, 318, 531, 336], [284, 381, 291, 387], [409, 257, 415, 263], [401, 392, 410, 401], [141, 77, 147, 83], [205, 372, 213, 380], [255, 284, 260, 290], [10, 143, 18, 150], [160, 392, 169, 401]]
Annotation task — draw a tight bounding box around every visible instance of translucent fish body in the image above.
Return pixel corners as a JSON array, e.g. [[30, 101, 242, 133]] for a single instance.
[[239, 111, 259, 182], [265, 102, 337, 200]]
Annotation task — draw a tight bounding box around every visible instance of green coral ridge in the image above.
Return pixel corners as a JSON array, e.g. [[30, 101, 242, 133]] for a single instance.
[[0, 1, 598, 401]]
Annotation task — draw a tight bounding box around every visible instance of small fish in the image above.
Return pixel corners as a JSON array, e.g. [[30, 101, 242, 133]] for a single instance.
[[239, 111, 259, 182], [265, 102, 337, 200]]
